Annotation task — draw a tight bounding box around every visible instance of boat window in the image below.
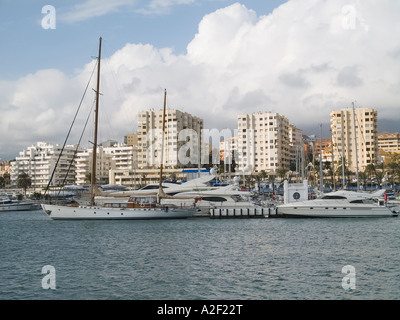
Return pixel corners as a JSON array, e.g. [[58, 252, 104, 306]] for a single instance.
[[321, 195, 347, 200], [231, 195, 247, 202], [202, 197, 227, 202], [349, 200, 364, 204], [141, 185, 167, 190], [130, 196, 157, 204]]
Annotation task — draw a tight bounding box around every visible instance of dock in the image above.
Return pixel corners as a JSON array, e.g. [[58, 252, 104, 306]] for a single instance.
[[209, 207, 282, 218]]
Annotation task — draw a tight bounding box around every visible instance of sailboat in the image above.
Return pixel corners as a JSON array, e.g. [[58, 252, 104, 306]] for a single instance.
[[41, 37, 196, 220]]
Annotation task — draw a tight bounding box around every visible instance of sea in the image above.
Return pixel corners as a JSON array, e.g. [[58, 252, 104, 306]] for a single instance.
[[1, 209, 399, 302]]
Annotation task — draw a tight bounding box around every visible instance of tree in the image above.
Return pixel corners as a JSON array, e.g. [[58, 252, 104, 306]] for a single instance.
[[358, 171, 368, 190], [258, 170, 267, 182], [17, 172, 31, 195], [268, 174, 276, 195], [277, 167, 288, 182]]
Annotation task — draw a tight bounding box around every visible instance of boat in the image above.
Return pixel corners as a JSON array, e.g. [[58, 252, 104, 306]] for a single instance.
[[0, 196, 41, 212], [277, 189, 399, 218], [41, 37, 196, 220], [159, 183, 264, 217], [87, 171, 218, 206], [43, 195, 195, 220]]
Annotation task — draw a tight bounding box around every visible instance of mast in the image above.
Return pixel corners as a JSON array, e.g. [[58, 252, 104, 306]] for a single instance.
[[90, 37, 102, 205], [352, 102, 360, 190], [319, 124, 323, 192], [158, 89, 167, 203]]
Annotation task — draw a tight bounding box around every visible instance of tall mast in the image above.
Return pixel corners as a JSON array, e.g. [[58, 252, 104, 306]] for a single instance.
[[352, 102, 360, 190], [158, 89, 167, 203], [91, 37, 102, 205], [319, 124, 323, 192]]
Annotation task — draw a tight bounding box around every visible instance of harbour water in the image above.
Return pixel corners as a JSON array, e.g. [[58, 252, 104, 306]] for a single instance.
[[0, 209, 399, 300]]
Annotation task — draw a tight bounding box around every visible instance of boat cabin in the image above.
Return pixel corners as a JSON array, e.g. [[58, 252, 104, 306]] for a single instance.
[[103, 195, 158, 209]]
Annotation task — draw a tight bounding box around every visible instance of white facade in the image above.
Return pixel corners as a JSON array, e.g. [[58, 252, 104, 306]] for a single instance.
[[237, 112, 291, 174], [75, 144, 134, 185], [137, 109, 203, 169], [11, 142, 80, 188]]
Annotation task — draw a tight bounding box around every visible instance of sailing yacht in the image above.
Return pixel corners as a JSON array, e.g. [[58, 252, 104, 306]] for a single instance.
[[41, 37, 196, 220]]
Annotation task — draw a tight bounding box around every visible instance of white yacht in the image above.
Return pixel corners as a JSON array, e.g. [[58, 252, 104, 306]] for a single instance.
[[1, 196, 41, 212], [90, 173, 218, 206], [164, 184, 262, 215], [42, 194, 196, 220], [277, 190, 399, 218]]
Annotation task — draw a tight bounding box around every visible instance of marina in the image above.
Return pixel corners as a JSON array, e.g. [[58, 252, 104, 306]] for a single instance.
[[1, 208, 399, 300]]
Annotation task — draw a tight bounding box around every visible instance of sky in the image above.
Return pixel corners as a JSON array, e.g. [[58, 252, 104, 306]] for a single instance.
[[1, 0, 400, 161]]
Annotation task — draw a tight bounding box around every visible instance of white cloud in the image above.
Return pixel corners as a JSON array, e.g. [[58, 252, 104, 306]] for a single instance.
[[137, 0, 196, 15], [60, 0, 138, 23], [60, 0, 196, 22], [2, 0, 400, 160]]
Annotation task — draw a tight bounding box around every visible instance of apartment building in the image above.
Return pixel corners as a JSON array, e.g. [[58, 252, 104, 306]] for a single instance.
[[237, 112, 292, 174], [330, 107, 378, 172], [124, 133, 139, 146], [136, 109, 203, 169], [219, 136, 238, 163], [378, 132, 400, 154], [75, 143, 134, 185], [0, 161, 11, 175], [10, 142, 80, 188]]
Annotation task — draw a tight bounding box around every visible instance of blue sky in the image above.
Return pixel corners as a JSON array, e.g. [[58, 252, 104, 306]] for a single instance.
[[1, 0, 400, 161], [0, 0, 287, 80]]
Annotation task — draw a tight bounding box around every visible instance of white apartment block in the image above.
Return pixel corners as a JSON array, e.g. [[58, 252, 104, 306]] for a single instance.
[[10, 142, 80, 188], [330, 107, 378, 172], [237, 112, 291, 174], [75, 143, 134, 185], [137, 109, 203, 169]]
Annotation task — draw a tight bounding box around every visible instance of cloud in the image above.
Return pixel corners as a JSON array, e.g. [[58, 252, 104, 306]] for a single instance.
[[59, 0, 196, 22], [336, 65, 363, 87], [2, 0, 400, 160], [137, 0, 196, 15], [60, 0, 138, 23]]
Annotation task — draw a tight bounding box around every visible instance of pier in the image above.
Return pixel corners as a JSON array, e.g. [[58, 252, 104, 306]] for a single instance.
[[209, 207, 281, 219]]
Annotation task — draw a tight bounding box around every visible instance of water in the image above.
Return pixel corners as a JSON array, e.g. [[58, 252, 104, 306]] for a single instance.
[[1, 210, 399, 300]]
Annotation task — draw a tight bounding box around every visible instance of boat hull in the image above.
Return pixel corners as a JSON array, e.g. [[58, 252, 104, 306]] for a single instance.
[[41, 204, 196, 220], [1, 203, 41, 212], [278, 206, 397, 218]]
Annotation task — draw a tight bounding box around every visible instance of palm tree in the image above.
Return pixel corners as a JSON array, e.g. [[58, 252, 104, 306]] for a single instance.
[[17, 172, 31, 195], [268, 174, 276, 195], [277, 167, 288, 182], [358, 171, 368, 190]]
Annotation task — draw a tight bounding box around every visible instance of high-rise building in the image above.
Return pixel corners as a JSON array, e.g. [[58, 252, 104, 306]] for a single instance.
[[10, 142, 80, 189], [330, 107, 378, 172], [237, 112, 292, 174], [136, 109, 203, 169]]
